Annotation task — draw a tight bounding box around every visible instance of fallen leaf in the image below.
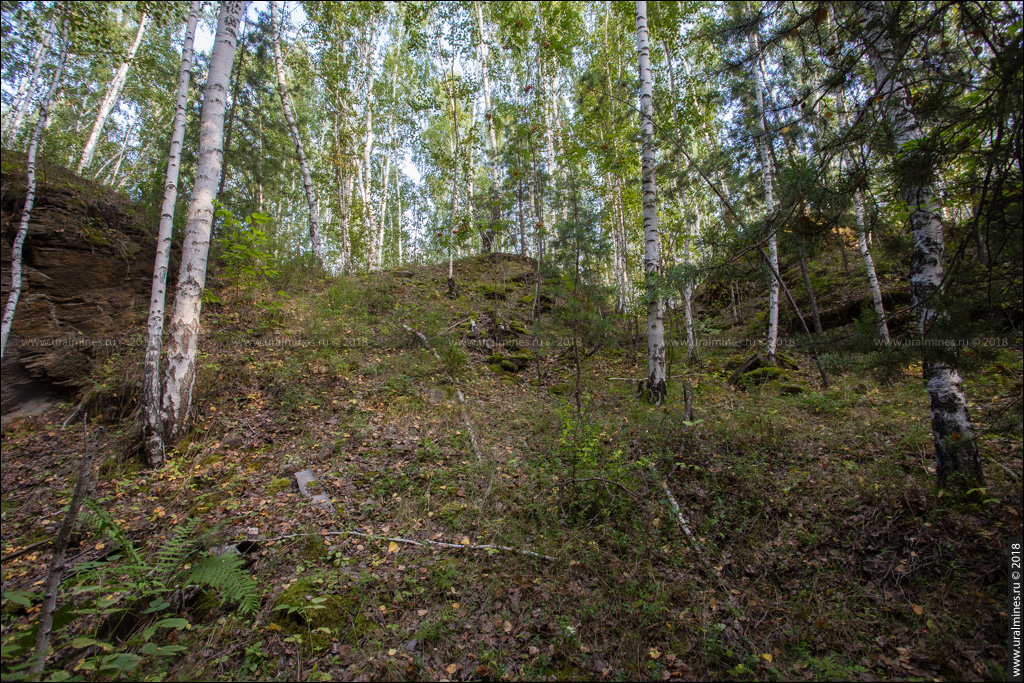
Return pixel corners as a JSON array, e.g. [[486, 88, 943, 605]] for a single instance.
[[388, 648, 397, 656], [649, 648, 661, 659], [762, 653, 773, 663], [446, 664, 458, 675], [388, 542, 400, 553], [911, 603, 924, 615]]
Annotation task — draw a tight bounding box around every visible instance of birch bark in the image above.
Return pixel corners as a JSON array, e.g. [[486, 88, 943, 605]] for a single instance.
[[1, 20, 68, 360], [635, 0, 666, 402], [77, 12, 149, 174], [162, 1, 246, 443], [747, 28, 780, 361], [143, 1, 200, 466], [2, 22, 52, 144], [862, 1, 982, 486], [271, 1, 324, 264], [836, 87, 890, 343]]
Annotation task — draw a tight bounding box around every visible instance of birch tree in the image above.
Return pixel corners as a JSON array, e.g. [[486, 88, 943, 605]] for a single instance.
[[271, 1, 325, 265], [747, 26, 780, 362], [1, 20, 68, 360], [837, 87, 890, 344], [2, 22, 53, 145], [635, 0, 666, 403], [861, 1, 982, 487], [77, 11, 150, 175], [162, 0, 246, 444], [142, 0, 200, 466], [474, 1, 498, 253]]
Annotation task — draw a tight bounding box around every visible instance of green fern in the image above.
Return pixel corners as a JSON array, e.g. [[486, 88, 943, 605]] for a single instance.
[[153, 517, 202, 577], [185, 552, 260, 615]]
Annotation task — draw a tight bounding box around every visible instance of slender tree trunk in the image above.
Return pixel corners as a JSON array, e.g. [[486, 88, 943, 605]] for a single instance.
[[2, 22, 52, 144], [665, 49, 699, 363], [271, 1, 324, 265], [748, 28, 780, 361], [635, 1, 666, 403], [162, 1, 245, 443], [219, 16, 247, 202], [29, 416, 94, 679], [332, 87, 352, 273], [837, 88, 890, 343], [396, 170, 403, 265], [1, 21, 68, 360], [143, 1, 199, 466], [475, 1, 499, 252], [799, 247, 823, 334], [614, 176, 633, 310], [357, 26, 379, 271], [77, 12, 149, 174], [862, 1, 982, 487]]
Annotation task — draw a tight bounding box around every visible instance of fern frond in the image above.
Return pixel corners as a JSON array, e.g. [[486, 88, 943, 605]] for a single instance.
[[153, 517, 202, 576], [184, 553, 260, 615]]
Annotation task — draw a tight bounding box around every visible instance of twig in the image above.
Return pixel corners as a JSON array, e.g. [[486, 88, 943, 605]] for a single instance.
[[261, 529, 555, 562], [30, 416, 95, 680], [0, 537, 54, 563]]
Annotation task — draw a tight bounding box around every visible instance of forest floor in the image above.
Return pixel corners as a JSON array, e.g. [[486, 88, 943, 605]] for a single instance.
[[2, 253, 1022, 681]]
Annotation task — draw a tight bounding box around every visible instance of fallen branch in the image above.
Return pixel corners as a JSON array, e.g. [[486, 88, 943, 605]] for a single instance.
[[650, 465, 707, 567], [30, 417, 95, 679], [0, 536, 54, 563], [401, 323, 482, 462], [262, 529, 555, 562]]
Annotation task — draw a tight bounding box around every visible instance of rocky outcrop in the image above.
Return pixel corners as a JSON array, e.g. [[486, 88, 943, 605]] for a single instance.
[[1, 152, 156, 416]]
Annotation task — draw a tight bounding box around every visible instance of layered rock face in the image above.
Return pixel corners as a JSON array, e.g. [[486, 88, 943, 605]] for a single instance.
[[1, 153, 155, 416]]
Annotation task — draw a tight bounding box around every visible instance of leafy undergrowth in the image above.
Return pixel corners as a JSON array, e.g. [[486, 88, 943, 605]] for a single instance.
[[2, 254, 1021, 681]]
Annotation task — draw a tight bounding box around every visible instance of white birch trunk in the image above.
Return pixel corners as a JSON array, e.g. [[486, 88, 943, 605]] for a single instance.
[[77, 12, 149, 174], [836, 88, 890, 343], [2, 23, 52, 144], [665, 49, 699, 363], [271, 2, 324, 265], [143, 1, 199, 466], [862, 1, 982, 486], [333, 93, 352, 273], [635, 1, 666, 402], [1, 21, 68, 360], [475, 1, 500, 253], [748, 29, 779, 361], [162, 1, 246, 443]]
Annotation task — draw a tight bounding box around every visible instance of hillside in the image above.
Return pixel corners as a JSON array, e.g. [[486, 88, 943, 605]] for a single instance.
[[2, 220, 1021, 680]]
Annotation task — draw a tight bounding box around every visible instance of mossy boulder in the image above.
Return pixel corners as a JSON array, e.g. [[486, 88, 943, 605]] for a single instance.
[[778, 383, 805, 396], [272, 579, 373, 650], [509, 320, 529, 335], [474, 283, 507, 300], [487, 363, 504, 374], [266, 477, 293, 495], [500, 360, 520, 373], [775, 352, 800, 371], [484, 354, 505, 364], [504, 354, 532, 370], [736, 366, 787, 388]]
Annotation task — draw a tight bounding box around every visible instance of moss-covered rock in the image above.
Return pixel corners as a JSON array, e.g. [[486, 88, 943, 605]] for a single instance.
[[488, 363, 504, 374], [778, 383, 805, 396], [500, 359, 520, 373], [272, 579, 373, 650], [484, 354, 505, 364], [736, 366, 787, 388], [548, 383, 571, 396], [266, 477, 292, 495], [509, 320, 529, 335]]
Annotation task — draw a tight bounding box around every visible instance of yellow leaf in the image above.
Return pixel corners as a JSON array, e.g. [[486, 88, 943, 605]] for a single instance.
[[388, 542, 400, 553], [268, 623, 282, 631], [762, 653, 773, 663], [452, 602, 460, 609], [461, 537, 471, 546], [911, 603, 924, 615], [446, 664, 458, 675], [649, 648, 661, 659], [388, 648, 397, 656]]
